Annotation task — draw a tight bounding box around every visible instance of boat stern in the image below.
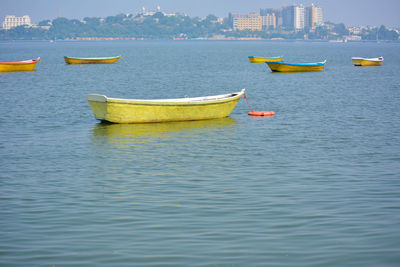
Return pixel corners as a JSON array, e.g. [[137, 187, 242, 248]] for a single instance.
[[87, 94, 108, 121], [249, 57, 265, 63], [249, 57, 282, 63], [352, 58, 363, 66]]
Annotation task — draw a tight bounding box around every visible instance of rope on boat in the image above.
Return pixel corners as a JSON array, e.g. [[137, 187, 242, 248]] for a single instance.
[[120, 56, 128, 64], [243, 92, 254, 112]]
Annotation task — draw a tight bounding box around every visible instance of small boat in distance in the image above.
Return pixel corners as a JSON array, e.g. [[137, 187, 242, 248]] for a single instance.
[[248, 56, 283, 63], [64, 56, 120, 64], [87, 89, 245, 124], [265, 60, 326, 72], [0, 58, 40, 72], [352, 57, 383, 66]]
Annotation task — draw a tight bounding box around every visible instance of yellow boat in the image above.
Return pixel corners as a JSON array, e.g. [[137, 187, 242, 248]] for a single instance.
[[87, 89, 245, 124], [0, 58, 40, 72], [265, 60, 326, 72], [64, 56, 120, 64], [248, 56, 283, 63], [352, 57, 383, 66]]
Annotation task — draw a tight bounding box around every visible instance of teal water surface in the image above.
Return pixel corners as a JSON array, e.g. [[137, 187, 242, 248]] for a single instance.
[[1, 40, 400, 266]]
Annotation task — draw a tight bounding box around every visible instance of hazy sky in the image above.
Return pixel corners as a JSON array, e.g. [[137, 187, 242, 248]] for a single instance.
[[1, 0, 400, 27]]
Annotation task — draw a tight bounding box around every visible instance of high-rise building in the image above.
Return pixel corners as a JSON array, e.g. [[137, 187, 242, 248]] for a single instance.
[[261, 13, 276, 29], [282, 5, 295, 28], [232, 13, 262, 31], [306, 4, 323, 28], [294, 5, 305, 30], [305, 6, 312, 28], [260, 8, 281, 27], [233, 3, 323, 31], [312, 4, 323, 28], [2, 15, 31, 30], [260, 8, 272, 16]]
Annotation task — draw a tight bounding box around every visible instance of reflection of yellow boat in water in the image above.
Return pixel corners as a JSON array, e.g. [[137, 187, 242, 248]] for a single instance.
[[248, 56, 283, 63], [265, 60, 326, 72], [87, 90, 244, 124], [352, 57, 383, 66], [91, 117, 237, 142], [64, 56, 120, 64]]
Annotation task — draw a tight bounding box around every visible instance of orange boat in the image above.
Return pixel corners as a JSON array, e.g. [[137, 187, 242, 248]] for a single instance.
[[0, 58, 40, 72]]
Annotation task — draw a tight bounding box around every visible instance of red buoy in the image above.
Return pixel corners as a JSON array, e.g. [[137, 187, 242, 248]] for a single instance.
[[248, 111, 275, 117], [244, 92, 275, 117]]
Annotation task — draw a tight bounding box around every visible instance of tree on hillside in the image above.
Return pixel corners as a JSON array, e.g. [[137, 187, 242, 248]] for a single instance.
[[378, 25, 399, 40], [333, 23, 349, 36]]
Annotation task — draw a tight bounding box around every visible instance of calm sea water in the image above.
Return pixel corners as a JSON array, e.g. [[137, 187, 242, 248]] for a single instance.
[[1, 40, 400, 266]]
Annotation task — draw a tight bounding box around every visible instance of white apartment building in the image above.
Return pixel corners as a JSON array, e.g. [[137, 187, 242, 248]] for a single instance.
[[261, 13, 276, 29], [2, 15, 31, 30], [141, 6, 177, 17], [294, 6, 305, 30]]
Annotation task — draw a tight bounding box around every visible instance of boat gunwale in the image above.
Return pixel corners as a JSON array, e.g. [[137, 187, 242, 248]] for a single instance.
[[64, 56, 121, 60], [351, 57, 384, 62], [87, 89, 245, 106], [248, 56, 283, 59], [265, 60, 326, 66], [0, 57, 40, 65]]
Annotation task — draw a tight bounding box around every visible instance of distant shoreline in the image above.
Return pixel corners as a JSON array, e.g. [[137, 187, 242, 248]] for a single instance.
[[0, 38, 398, 43]]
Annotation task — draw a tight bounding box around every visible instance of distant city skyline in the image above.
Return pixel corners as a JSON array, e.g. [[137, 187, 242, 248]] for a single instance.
[[1, 0, 399, 27]]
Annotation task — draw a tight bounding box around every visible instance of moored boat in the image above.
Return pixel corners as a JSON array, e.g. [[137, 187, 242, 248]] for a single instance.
[[248, 56, 283, 63], [87, 89, 245, 123], [64, 56, 120, 64], [0, 58, 40, 72], [265, 60, 326, 72], [352, 57, 383, 66]]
